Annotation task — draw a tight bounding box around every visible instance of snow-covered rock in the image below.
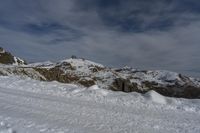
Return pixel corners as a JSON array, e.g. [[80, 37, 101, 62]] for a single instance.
[[29, 60, 200, 98], [0, 47, 26, 65], [27, 61, 54, 68], [0, 47, 200, 98]]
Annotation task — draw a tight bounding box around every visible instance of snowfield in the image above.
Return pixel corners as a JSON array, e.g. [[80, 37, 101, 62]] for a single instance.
[[0, 76, 200, 133]]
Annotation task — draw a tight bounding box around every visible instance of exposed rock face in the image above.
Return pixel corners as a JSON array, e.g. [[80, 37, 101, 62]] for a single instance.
[[0, 47, 200, 98], [111, 78, 139, 93], [112, 68, 200, 98], [77, 78, 96, 87], [0, 47, 26, 65], [34, 67, 80, 83], [26, 61, 200, 98], [32, 59, 100, 87], [0, 66, 46, 80]]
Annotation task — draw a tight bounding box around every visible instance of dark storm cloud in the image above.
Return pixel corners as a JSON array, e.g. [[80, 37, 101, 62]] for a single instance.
[[0, 0, 200, 77]]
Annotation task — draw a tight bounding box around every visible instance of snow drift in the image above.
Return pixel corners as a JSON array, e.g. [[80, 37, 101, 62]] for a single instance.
[[0, 76, 200, 133]]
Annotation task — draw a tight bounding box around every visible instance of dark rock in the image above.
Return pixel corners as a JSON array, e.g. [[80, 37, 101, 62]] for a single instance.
[[77, 78, 96, 87], [111, 78, 139, 93], [0, 50, 15, 64], [1, 47, 200, 99], [0, 47, 26, 65]]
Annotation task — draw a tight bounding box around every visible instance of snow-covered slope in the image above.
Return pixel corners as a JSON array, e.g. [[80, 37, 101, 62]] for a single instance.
[[28, 58, 200, 98], [0, 48, 200, 132], [0, 47, 200, 98], [0, 57, 200, 98], [0, 76, 200, 133]]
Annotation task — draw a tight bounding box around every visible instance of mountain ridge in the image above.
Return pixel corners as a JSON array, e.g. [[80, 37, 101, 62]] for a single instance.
[[0, 47, 26, 65], [0, 47, 200, 98]]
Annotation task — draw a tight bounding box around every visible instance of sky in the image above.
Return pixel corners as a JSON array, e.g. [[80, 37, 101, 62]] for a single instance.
[[0, 0, 200, 77]]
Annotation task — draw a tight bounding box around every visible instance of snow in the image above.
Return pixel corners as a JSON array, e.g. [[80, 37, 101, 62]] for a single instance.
[[13, 57, 25, 66], [59, 58, 105, 75], [84, 85, 109, 96], [13, 57, 19, 65], [0, 75, 200, 133], [0, 121, 15, 133], [29, 58, 105, 71], [0, 50, 5, 54], [130, 70, 181, 85], [27, 61, 54, 68], [16, 58, 200, 93], [144, 90, 167, 104], [61, 58, 104, 68]]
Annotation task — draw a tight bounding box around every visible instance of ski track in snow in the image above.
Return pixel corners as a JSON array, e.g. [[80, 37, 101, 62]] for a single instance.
[[0, 76, 200, 133]]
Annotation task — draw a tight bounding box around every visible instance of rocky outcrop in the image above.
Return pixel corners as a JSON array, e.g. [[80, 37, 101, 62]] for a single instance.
[[33, 62, 200, 98], [110, 78, 140, 93], [141, 80, 200, 98], [0, 47, 26, 65], [34, 67, 80, 83], [0, 47, 200, 99], [0, 66, 45, 80]]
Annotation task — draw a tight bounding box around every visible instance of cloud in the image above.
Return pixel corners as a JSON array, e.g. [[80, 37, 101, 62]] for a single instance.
[[75, 0, 200, 31], [0, 0, 200, 77]]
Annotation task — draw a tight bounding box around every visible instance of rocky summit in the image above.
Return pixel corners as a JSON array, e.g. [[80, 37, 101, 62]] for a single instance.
[[0, 47, 200, 98], [0, 47, 26, 65]]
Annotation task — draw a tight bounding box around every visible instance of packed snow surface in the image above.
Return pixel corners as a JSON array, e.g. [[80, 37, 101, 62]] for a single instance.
[[0, 76, 200, 133]]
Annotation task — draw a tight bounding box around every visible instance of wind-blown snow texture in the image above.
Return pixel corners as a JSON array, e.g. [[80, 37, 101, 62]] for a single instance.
[[0, 76, 200, 133]]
